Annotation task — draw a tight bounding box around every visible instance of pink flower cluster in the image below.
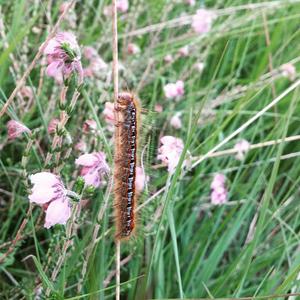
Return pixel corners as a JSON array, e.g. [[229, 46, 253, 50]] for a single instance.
[[234, 139, 250, 161], [103, 0, 129, 16], [170, 113, 182, 129], [164, 80, 185, 100], [192, 9, 216, 34], [75, 140, 87, 152], [43, 32, 83, 83], [164, 54, 173, 64], [157, 136, 185, 174], [195, 62, 205, 72], [75, 152, 110, 188], [102, 102, 115, 131], [155, 104, 163, 113], [210, 173, 228, 205], [7, 120, 30, 140], [83, 119, 97, 133], [127, 43, 140, 55], [116, 0, 129, 12], [83, 46, 108, 78], [178, 46, 189, 57], [19, 86, 33, 101], [281, 63, 296, 81], [29, 172, 71, 228], [48, 118, 59, 134]]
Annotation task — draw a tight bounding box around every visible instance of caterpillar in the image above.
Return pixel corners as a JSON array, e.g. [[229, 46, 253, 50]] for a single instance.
[[114, 92, 140, 239]]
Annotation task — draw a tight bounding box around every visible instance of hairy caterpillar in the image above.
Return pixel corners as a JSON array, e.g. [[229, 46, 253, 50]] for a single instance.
[[114, 92, 140, 239]]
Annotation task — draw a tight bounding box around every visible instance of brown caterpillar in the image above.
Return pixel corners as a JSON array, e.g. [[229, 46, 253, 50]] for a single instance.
[[114, 92, 140, 239]]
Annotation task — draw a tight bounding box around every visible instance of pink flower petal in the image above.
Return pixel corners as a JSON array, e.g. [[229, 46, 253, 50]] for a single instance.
[[83, 46, 98, 59], [281, 63, 296, 81], [44, 199, 71, 228], [76, 152, 110, 188], [103, 102, 115, 124], [164, 54, 173, 63], [48, 118, 60, 134], [83, 119, 97, 133], [75, 153, 99, 167], [164, 83, 178, 99], [176, 80, 184, 97], [29, 186, 57, 204], [82, 169, 101, 188], [46, 61, 63, 78], [192, 9, 216, 34], [178, 46, 189, 57], [170, 113, 182, 129], [158, 136, 185, 174], [75, 141, 87, 152], [136, 167, 147, 192], [127, 43, 140, 55], [7, 120, 30, 140], [116, 0, 129, 12], [160, 135, 176, 145], [210, 173, 228, 205], [29, 172, 59, 186], [43, 39, 60, 55]]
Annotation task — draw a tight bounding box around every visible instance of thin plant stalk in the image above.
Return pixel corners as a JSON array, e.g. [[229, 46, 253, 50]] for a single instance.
[[112, 0, 121, 299]]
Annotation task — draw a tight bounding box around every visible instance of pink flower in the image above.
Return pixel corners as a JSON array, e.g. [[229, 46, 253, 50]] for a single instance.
[[103, 5, 113, 17], [157, 136, 185, 174], [48, 118, 59, 134], [83, 46, 98, 60], [155, 104, 163, 113], [178, 45, 189, 57], [29, 172, 65, 204], [234, 139, 250, 161], [103, 102, 115, 124], [58, 2, 76, 29], [84, 57, 108, 77], [136, 167, 148, 193], [170, 113, 182, 129], [75, 152, 110, 188], [7, 120, 30, 140], [164, 83, 178, 98], [83, 46, 108, 77], [43, 32, 83, 83], [116, 0, 129, 12], [192, 9, 216, 34], [103, 0, 128, 15], [210, 173, 226, 190], [19, 86, 33, 100], [211, 189, 227, 205], [164, 80, 185, 100], [127, 43, 140, 55], [195, 62, 205, 72], [44, 198, 71, 229], [211, 173, 228, 205], [28, 172, 71, 228], [83, 119, 97, 133], [75, 140, 87, 152], [164, 54, 173, 63], [186, 0, 195, 6], [59, 1, 70, 14], [281, 63, 296, 81]]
